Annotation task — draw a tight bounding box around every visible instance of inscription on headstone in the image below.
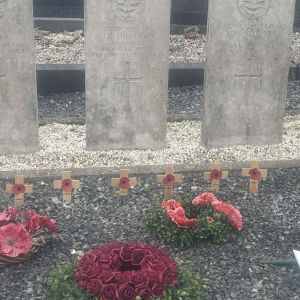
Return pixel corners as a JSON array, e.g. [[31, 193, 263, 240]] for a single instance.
[[202, 0, 296, 148], [85, 0, 171, 150], [0, 0, 38, 155]]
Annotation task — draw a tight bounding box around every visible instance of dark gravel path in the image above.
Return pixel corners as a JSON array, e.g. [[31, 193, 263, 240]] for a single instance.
[[38, 81, 300, 119], [0, 168, 300, 300]]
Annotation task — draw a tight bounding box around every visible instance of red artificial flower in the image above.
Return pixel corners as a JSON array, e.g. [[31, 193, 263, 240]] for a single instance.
[[0, 223, 32, 257], [0, 211, 11, 226], [213, 201, 243, 231], [76, 242, 179, 299], [167, 207, 200, 228], [161, 199, 181, 210], [206, 216, 215, 223], [163, 175, 175, 187], [12, 184, 25, 195], [8, 207, 19, 216], [119, 177, 130, 189], [61, 179, 73, 191], [21, 211, 59, 233], [210, 169, 222, 180], [39, 216, 59, 233], [192, 192, 219, 206], [249, 168, 261, 180]]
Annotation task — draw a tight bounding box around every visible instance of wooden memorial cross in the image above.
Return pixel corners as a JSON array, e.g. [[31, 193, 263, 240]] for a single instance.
[[6, 175, 33, 205], [204, 163, 228, 191], [242, 160, 267, 193], [157, 166, 182, 197], [111, 169, 137, 196], [54, 171, 80, 202]]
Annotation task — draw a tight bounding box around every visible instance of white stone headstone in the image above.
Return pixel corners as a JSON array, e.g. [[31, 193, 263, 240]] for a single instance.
[[0, 0, 39, 155], [85, 0, 171, 151], [202, 0, 296, 148]]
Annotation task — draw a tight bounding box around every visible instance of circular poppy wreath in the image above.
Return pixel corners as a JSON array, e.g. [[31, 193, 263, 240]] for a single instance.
[[75, 242, 179, 300], [146, 193, 243, 247]]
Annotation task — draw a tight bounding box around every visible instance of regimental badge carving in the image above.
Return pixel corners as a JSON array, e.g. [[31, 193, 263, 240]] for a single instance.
[[111, 0, 146, 22], [0, 0, 7, 22], [237, 0, 271, 20]]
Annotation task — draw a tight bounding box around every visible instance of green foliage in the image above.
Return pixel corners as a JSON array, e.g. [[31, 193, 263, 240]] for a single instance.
[[47, 259, 205, 300], [146, 195, 235, 247], [159, 260, 206, 300], [47, 259, 97, 300]]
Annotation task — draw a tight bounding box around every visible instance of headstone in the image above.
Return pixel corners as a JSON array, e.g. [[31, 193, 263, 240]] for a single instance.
[[85, 0, 171, 151], [0, 0, 39, 155], [202, 0, 296, 148]]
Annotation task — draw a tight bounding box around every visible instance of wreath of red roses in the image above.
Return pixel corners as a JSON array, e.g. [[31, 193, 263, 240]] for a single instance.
[[75, 242, 179, 300]]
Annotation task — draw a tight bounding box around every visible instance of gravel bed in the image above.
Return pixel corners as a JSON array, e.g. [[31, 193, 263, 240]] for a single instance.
[[0, 169, 300, 300], [1, 115, 300, 171], [35, 32, 300, 64], [37, 81, 300, 119]]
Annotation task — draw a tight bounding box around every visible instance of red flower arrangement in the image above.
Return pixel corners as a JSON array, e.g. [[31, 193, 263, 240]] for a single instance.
[[249, 168, 261, 180], [119, 177, 130, 189], [162, 193, 243, 231], [75, 242, 179, 300], [167, 207, 199, 229], [163, 175, 175, 187], [61, 179, 73, 191], [0, 207, 59, 260]]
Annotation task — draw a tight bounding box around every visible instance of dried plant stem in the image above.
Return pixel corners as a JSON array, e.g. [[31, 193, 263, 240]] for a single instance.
[[0, 186, 14, 207]]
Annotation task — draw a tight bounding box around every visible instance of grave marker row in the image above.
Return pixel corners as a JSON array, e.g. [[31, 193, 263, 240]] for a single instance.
[[6, 161, 267, 205]]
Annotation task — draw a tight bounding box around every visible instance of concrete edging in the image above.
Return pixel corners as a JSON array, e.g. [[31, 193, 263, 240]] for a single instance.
[[1, 159, 300, 182]]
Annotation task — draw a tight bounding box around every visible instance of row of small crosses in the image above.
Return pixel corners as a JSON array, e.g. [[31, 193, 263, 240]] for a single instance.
[[6, 161, 267, 205]]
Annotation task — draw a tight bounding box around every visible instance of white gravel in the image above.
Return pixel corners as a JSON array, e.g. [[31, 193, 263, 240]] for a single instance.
[[35, 31, 300, 64], [0, 115, 300, 171]]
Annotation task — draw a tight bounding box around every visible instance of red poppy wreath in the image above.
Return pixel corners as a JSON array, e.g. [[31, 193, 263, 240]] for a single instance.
[[0, 207, 58, 267], [147, 193, 243, 247]]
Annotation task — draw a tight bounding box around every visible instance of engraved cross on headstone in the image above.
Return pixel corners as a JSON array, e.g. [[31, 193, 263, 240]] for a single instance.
[[235, 58, 261, 104], [114, 62, 141, 109], [0, 72, 5, 102]]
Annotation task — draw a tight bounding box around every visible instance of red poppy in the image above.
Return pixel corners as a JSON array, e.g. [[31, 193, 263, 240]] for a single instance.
[[0, 223, 32, 257], [161, 200, 181, 210], [210, 169, 222, 180], [213, 201, 243, 231], [163, 175, 175, 187], [119, 177, 130, 189], [0, 211, 11, 226], [39, 217, 59, 233], [167, 207, 200, 228], [9, 207, 19, 216], [12, 184, 25, 195], [61, 179, 73, 191], [249, 168, 261, 180], [206, 217, 215, 223], [192, 193, 219, 206]]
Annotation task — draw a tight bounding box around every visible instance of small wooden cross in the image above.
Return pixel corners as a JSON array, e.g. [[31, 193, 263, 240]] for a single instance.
[[111, 169, 137, 196], [242, 160, 267, 193], [6, 175, 33, 205], [54, 171, 80, 202], [204, 163, 228, 191], [157, 166, 182, 198]]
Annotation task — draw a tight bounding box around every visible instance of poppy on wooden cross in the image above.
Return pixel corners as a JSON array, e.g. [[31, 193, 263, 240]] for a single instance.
[[6, 175, 33, 205], [157, 166, 182, 197], [242, 160, 267, 193], [111, 169, 137, 196], [204, 163, 228, 191], [54, 171, 80, 202]]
